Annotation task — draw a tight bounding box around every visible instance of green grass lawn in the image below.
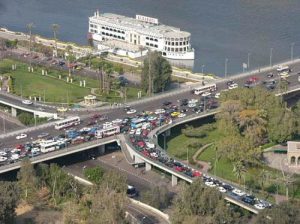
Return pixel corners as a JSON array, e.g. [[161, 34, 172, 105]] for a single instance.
[[165, 126, 222, 160]]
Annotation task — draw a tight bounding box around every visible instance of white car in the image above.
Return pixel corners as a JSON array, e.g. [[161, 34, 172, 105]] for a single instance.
[[205, 181, 216, 187], [129, 129, 135, 135], [188, 99, 198, 104], [10, 153, 20, 160], [135, 128, 142, 136], [232, 188, 246, 196], [188, 103, 196, 108], [147, 116, 157, 121], [103, 122, 113, 129], [22, 100, 33, 105], [0, 151, 7, 156], [254, 203, 265, 210], [112, 119, 122, 124], [218, 186, 227, 193], [178, 113, 186, 118], [154, 109, 165, 114], [145, 141, 155, 149], [202, 91, 211, 97], [0, 156, 7, 162], [214, 92, 221, 98], [16, 133, 27, 140], [126, 109, 137, 114], [228, 83, 238, 89]]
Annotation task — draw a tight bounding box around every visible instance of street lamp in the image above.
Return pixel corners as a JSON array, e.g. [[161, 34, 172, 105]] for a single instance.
[[224, 58, 229, 78], [247, 52, 251, 70], [187, 147, 189, 165], [270, 48, 273, 67], [291, 42, 295, 61]]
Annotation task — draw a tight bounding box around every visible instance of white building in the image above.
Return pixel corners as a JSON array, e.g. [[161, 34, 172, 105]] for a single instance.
[[88, 11, 195, 60]]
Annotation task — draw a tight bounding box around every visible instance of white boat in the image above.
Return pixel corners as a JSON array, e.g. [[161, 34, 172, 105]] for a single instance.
[[89, 11, 195, 60]]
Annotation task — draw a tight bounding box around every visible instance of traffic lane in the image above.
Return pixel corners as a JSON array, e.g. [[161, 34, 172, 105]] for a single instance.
[[64, 158, 153, 193], [0, 119, 21, 135], [127, 204, 165, 224]]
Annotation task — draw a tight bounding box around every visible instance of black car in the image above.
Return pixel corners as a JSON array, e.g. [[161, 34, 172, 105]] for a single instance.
[[222, 184, 234, 191], [242, 195, 255, 205], [227, 80, 235, 86], [163, 101, 172, 106]]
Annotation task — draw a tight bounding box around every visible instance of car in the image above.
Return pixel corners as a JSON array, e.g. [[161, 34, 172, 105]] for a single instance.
[[214, 92, 221, 98], [178, 113, 186, 118], [103, 122, 113, 128], [22, 100, 33, 105], [205, 181, 216, 187], [232, 188, 246, 196], [180, 108, 188, 113], [218, 186, 227, 193], [188, 103, 196, 108], [171, 111, 180, 117], [147, 116, 157, 121], [228, 83, 238, 89], [37, 132, 49, 138], [112, 118, 122, 124], [163, 101, 172, 106], [145, 140, 155, 149], [16, 133, 27, 140], [227, 80, 235, 86], [242, 195, 255, 205], [254, 203, 265, 210], [189, 99, 198, 104], [126, 109, 137, 114], [154, 109, 166, 114], [202, 91, 211, 97], [222, 184, 234, 191]]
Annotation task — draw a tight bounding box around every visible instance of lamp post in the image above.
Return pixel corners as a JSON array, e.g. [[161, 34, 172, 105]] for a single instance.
[[225, 58, 228, 78], [247, 52, 251, 71], [270, 48, 273, 67], [291, 42, 295, 61], [201, 64, 205, 74]]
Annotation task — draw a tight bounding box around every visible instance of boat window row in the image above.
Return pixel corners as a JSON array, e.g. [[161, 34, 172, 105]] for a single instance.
[[165, 37, 190, 41], [165, 41, 189, 46], [145, 37, 158, 42], [90, 29, 97, 33], [101, 32, 125, 40], [165, 47, 188, 52], [90, 24, 98, 29], [101, 26, 125, 34], [145, 42, 158, 48]]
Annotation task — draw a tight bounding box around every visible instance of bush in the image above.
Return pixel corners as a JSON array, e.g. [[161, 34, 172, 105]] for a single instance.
[[17, 112, 47, 126], [266, 184, 277, 194]]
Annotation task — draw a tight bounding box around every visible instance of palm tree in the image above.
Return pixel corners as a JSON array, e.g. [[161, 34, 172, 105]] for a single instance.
[[51, 24, 60, 57], [232, 161, 246, 186], [26, 23, 34, 69]]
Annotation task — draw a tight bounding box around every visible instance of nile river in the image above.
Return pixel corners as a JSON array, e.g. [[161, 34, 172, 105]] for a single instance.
[[1, 0, 300, 75]]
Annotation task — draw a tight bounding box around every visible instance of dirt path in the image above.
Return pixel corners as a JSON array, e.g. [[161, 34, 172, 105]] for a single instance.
[[192, 143, 213, 173]]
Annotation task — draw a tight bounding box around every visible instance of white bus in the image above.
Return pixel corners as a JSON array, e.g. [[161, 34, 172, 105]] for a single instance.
[[193, 84, 217, 95], [55, 116, 80, 130], [95, 126, 120, 139], [40, 141, 58, 153]]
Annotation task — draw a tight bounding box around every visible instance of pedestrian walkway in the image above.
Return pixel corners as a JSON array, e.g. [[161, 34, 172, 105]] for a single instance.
[[192, 143, 213, 173]]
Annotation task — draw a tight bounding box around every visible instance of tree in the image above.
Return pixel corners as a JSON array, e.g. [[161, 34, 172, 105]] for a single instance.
[[255, 200, 300, 224], [83, 166, 104, 185], [141, 185, 171, 209], [141, 51, 172, 94], [232, 160, 246, 186], [17, 158, 37, 203], [171, 180, 242, 224], [0, 181, 19, 224]]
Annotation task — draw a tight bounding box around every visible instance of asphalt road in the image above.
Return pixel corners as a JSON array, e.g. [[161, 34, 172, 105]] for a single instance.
[[1, 60, 300, 148]]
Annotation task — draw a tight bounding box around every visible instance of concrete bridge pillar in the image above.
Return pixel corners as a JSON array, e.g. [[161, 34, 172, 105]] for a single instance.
[[11, 107, 17, 117], [171, 175, 178, 186], [97, 145, 105, 155], [145, 162, 152, 171], [165, 129, 171, 137]]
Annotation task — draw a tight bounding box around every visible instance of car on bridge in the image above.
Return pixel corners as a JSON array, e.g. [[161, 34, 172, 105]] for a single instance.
[[16, 133, 27, 140], [22, 100, 33, 105]]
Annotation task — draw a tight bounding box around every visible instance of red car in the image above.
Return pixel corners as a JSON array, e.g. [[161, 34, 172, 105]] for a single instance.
[[137, 141, 146, 148], [193, 170, 202, 177], [175, 166, 184, 172], [142, 149, 150, 157]]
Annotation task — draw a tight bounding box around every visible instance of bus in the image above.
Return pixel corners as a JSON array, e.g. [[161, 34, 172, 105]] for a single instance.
[[193, 84, 217, 95], [95, 126, 120, 139], [55, 116, 80, 130], [40, 141, 58, 153], [131, 118, 146, 129]]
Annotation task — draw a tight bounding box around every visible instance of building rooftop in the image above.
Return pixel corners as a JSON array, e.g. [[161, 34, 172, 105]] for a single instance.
[[89, 12, 190, 39]]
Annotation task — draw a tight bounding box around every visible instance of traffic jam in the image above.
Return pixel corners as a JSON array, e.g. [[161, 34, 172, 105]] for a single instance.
[[0, 81, 275, 211]]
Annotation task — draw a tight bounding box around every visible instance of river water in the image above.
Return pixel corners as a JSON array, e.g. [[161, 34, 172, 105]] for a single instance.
[[0, 0, 300, 76]]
